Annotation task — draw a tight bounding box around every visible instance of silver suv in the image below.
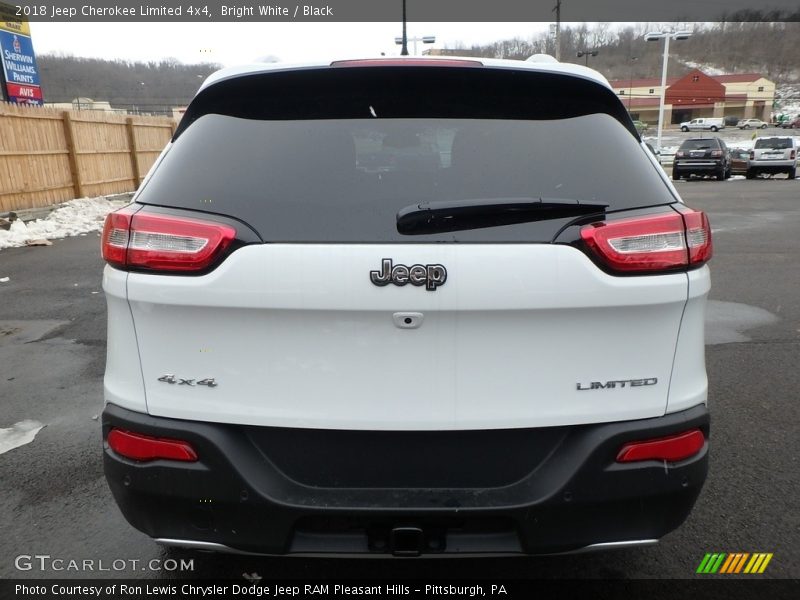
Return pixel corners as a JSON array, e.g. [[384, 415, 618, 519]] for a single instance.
[[748, 137, 798, 179]]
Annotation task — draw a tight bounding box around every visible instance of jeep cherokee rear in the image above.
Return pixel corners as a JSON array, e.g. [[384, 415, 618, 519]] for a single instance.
[[747, 137, 798, 179], [101, 57, 712, 557]]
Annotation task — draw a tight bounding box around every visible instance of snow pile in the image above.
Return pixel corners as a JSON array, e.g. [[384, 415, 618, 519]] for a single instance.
[[683, 61, 726, 76], [775, 84, 800, 118], [0, 197, 126, 250]]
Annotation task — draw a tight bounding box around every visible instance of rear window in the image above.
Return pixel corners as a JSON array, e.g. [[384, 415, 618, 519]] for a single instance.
[[139, 68, 676, 243], [754, 138, 792, 149], [680, 139, 720, 151]]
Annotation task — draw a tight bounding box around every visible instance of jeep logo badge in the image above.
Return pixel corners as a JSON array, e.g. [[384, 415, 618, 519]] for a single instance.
[[370, 258, 447, 291]]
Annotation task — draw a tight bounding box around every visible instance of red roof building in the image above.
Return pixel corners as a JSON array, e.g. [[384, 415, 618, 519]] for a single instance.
[[608, 70, 774, 124]]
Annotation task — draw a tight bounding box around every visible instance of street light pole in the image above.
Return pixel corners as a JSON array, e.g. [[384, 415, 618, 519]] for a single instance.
[[576, 49, 598, 66], [645, 30, 691, 152], [395, 35, 435, 56], [656, 34, 670, 153], [552, 0, 561, 61]]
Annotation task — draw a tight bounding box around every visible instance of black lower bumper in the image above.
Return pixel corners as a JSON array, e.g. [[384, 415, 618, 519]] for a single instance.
[[102, 404, 709, 556], [674, 161, 724, 176], [749, 164, 794, 175]]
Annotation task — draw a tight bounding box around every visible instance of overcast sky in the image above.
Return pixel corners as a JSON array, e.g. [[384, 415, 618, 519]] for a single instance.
[[28, 22, 558, 65]]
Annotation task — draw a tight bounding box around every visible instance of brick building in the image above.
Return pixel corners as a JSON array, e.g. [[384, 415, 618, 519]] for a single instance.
[[608, 69, 775, 124]]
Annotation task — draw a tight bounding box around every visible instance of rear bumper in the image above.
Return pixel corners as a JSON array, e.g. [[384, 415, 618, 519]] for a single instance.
[[103, 403, 709, 556], [749, 161, 795, 172], [673, 160, 724, 173]]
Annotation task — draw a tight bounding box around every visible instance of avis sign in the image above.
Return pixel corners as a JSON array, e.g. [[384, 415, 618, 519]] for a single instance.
[[0, 11, 43, 105]]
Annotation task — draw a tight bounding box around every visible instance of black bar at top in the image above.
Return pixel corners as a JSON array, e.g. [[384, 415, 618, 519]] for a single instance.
[[4, 0, 800, 22]]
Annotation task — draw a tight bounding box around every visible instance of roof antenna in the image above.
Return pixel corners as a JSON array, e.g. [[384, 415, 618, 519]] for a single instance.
[[400, 0, 409, 56]]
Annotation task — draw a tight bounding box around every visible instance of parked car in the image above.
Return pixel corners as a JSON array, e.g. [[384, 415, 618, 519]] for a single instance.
[[729, 148, 751, 175], [673, 137, 732, 180], [723, 115, 740, 127], [737, 118, 768, 129], [747, 136, 798, 179], [100, 56, 712, 557], [780, 117, 800, 129], [679, 117, 725, 132]]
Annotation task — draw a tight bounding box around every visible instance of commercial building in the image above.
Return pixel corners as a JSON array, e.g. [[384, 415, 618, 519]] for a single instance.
[[609, 69, 775, 124]]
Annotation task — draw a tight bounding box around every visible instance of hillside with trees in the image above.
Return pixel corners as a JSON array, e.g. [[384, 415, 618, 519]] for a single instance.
[[37, 55, 221, 114], [444, 22, 799, 85]]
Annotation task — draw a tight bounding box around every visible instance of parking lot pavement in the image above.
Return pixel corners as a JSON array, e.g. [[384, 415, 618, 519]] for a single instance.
[[0, 179, 798, 580]]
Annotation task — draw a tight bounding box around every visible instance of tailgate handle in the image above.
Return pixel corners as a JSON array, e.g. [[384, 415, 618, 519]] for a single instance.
[[393, 312, 424, 329]]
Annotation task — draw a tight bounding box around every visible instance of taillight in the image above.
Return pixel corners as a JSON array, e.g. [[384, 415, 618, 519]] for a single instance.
[[616, 429, 705, 463], [580, 210, 712, 273], [101, 205, 137, 267], [750, 150, 755, 160], [107, 428, 198, 462], [676, 151, 685, 158], [682, 210, 713, 265], [791, 150, 796, 160], [711, 150, 722, 157], [101, 208, 236, 272]]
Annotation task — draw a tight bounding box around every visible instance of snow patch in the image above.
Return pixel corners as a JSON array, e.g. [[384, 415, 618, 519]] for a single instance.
[[0, 197, 126, 250], [683, 61, 726, 76], [0, 420, 45, 455]]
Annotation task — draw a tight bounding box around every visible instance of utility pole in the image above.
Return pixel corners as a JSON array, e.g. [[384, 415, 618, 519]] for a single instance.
[[628, 56, 638, 112], [400, 0, 408, 56], [553, 0, 561, 61]]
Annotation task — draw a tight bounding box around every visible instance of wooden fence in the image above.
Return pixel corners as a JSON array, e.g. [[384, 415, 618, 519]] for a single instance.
[[0, 103, 176, 213]]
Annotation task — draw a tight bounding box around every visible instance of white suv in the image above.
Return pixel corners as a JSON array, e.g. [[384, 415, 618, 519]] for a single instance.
[[101, 57, 712, 557], [747, 136, 798, 179]]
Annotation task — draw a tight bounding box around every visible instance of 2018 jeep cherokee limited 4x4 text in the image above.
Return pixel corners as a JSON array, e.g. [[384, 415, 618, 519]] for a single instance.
[[101, 56, 712, 557]]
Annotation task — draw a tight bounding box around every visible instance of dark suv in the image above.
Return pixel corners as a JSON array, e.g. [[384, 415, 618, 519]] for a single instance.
[[673, 137, 731, 181]]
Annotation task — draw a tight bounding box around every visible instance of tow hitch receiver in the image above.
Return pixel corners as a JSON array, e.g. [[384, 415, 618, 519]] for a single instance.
[[390, 526, 425, 557]]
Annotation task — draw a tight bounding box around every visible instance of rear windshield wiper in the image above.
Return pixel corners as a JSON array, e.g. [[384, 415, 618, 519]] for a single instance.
[[396, 197, 608, 235]]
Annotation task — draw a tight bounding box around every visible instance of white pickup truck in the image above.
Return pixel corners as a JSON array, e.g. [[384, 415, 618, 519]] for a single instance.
[[680, 117, 725, 132]]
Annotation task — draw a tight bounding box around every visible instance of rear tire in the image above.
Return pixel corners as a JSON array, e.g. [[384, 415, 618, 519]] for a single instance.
[[672, 169, 682, 181], [710, 126, 718, 132], [746, 169, 756, 179], [788, 167, 797, 179], [761, 124, 767, 129], [716, 167, 725, 181], [725, 165, 732, 179]]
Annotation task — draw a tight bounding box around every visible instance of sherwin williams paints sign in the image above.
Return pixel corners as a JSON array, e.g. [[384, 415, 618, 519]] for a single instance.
[[0, 3, 42, 105]]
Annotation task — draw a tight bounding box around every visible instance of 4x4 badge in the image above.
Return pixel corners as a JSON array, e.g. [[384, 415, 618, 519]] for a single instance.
[[158, 374, 217, 387], [370, 258, 447, 291]]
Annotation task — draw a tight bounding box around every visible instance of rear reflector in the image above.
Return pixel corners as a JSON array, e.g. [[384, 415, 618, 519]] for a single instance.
[[616, 429, 705, 463], [580, 209, 712, 273], [107, 428, 198, 462], [331, 58, 482, 68], [102, 208, 235, 272]]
